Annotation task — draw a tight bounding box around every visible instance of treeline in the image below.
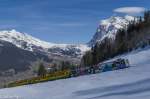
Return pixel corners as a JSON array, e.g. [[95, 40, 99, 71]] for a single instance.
[[81, 11, 150, 66], [36, 61, 76, 76]]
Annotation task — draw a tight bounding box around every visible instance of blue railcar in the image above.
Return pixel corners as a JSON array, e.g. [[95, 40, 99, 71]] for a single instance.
[[98, 58, 129, 72], [70, 58, 129, 77], [101, 63, 113, 72]]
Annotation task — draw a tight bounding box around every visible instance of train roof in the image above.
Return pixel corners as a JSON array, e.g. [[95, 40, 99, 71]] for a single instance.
[[98, 58, 126, 65]]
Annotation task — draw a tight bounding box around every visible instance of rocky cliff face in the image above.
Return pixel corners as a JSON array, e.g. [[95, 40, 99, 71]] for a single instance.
[[88, 15, 135, 46]]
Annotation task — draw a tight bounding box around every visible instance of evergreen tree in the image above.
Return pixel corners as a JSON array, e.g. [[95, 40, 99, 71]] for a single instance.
[[37, 63, 46, 76], [61, 61, 71, 70]]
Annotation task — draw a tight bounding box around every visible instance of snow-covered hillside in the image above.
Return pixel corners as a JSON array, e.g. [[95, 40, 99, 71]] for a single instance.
[[0, 47, 150, 99], [89, 15, 136, 46], [0, 29, 90, 56]]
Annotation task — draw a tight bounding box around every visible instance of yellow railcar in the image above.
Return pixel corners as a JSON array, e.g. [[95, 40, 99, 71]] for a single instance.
[[8, 70, 71, 87]]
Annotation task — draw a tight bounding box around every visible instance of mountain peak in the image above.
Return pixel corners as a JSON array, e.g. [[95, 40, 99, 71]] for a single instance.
[[100, 15, 134, 25], [10, 29, 18, 33], [124, 15, 135, 21], [0, 29, 54, 50], [88, 15, 136, 46]]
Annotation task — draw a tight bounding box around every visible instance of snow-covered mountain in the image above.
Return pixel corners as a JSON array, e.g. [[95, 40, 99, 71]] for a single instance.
[[0, 29, 90, 57], [0, 15, 136, 57], [89, 15, 136, 46], [0, 29, 90, 74], [0, 15, 137, 58]]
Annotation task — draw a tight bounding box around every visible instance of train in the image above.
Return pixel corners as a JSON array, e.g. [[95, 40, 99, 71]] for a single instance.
[[8, 58, 129, 87], [70, 58, 129, 77]]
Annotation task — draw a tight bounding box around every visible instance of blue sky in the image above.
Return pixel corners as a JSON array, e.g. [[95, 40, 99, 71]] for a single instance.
[[0, 0, 149, 44]]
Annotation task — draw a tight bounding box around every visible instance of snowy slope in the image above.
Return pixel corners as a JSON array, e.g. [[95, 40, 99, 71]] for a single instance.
[[0, 29, 57, 49], [0, 29, 90, 56], [0, 47, 150, 99], [89, 15, 136, 46]]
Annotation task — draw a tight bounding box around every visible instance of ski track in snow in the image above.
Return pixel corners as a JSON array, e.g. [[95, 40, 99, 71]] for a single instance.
[[0, 47, 150, 99]]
